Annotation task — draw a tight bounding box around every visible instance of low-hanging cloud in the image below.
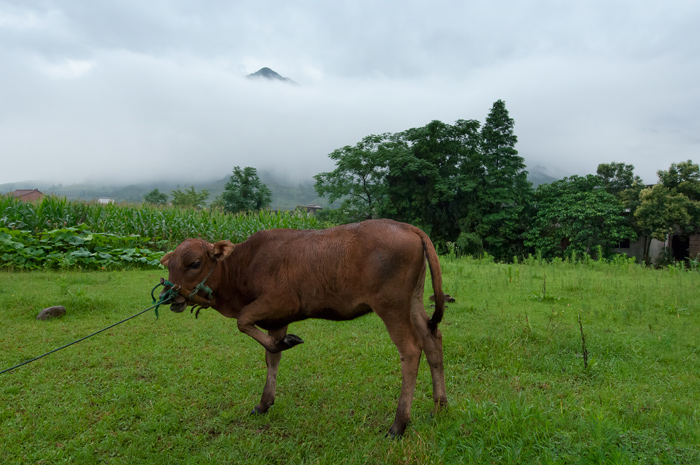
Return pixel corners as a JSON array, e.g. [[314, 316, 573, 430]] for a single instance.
[[1, 0, 699, 186]]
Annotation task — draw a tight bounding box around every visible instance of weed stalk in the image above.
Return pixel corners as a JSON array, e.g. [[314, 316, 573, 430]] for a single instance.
[[578, 314, 589, 370]]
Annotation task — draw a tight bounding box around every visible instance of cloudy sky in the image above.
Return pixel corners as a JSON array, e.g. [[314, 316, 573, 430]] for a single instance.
[[1, 0, 698, 186]]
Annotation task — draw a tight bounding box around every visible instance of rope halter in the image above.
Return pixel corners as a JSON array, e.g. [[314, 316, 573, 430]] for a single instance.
[[151, 263, 217, 319]]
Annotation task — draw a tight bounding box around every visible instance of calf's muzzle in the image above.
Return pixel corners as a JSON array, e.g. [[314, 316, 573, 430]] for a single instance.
[[156, 277, 216, 313]]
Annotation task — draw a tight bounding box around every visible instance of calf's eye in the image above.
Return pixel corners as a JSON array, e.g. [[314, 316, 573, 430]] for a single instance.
[[189, 261, 201, 270]]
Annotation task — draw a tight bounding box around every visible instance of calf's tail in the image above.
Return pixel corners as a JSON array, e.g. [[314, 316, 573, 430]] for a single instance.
[[418, 230, 445, 332]]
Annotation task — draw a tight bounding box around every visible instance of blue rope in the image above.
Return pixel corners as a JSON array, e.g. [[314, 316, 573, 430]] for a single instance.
[[150, 279, 180, 319], [1, 287, 177, 376]]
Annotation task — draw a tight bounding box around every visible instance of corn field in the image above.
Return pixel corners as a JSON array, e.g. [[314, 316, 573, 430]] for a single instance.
[[0, 196, 327, 266]]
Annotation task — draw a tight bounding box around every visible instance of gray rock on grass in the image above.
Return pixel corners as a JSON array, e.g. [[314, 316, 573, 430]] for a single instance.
[[37, 306, 66, 320]]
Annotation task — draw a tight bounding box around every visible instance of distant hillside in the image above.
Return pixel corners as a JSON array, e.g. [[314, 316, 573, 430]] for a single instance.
[[0, 165, 560, 208], [246, 67, 296, 84], [0, 172, 327, 209], [527, 167, 557, 187], [205, 170, 325, 209]]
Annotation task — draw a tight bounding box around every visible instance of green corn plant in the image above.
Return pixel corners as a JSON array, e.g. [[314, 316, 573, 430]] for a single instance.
[[0, 196, 326, 269]]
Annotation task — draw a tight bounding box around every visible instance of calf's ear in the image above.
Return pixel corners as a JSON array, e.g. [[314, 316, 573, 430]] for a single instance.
[[160, 251, 174, 267], [211, 241, 235, 261]]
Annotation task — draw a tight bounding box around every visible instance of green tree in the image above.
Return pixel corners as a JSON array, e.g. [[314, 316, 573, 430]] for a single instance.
[[596, 162, 643, 198], [386, 119, 481, 245], [632, 160, 700, 263], [171, 186, 210, 210], [634, 185, 695, 262], [596, 162, 646, 240], [525, 175, 634, 259], [313, 134, 396, 222], [314, 100, 534, 257], [142, 188, 168, 205], [218, 166, 272, 214], [658, 160, 700, 202], [471, 99, 532, 260]]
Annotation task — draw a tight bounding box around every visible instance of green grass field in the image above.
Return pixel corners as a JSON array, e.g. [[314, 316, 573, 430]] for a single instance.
[[1, 258, 698, 464]]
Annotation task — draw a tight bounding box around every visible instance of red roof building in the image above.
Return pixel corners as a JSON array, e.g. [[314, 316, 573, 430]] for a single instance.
[[8, 189, 44, 201]]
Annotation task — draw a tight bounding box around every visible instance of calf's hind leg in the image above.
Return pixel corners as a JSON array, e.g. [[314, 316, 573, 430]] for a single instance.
[[252, 327, 287, 415], [379, 313, 423, 438], [411, 298, 448, 409]]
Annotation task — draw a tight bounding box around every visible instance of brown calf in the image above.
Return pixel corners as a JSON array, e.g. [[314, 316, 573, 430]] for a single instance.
[[160, 219, 447, 437]]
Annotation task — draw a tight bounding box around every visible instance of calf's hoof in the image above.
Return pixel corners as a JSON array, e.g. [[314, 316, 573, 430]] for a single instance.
[[251, 405, 269, 415], [386, 423, 407, 439], [434, 397, 448, 409], [276, 334, 304, 351]]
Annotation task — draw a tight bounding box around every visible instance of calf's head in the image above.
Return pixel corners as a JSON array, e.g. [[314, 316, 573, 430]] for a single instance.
[[160, 239, 235, 313]]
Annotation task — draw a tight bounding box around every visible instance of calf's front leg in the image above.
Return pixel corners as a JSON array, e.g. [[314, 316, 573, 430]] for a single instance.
[[236, 302, 304, 353], [252, 327, 288, 414]]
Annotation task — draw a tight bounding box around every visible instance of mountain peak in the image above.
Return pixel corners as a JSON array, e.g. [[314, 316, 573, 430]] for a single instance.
[[247, 67, 296, 84]]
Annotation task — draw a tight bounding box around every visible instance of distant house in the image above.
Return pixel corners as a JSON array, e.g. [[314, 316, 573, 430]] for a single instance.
[[669, 233, 700, 261], [97, 198, 115, 205], [615, 233, 700, 264], [7, 189, 44, 201], [297, 204, 323, 215], [690, 235, 700, 260], [614, 237, 665, 264]]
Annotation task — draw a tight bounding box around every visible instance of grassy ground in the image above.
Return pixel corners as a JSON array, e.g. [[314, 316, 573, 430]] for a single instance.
[[0, 258, 698, 464]]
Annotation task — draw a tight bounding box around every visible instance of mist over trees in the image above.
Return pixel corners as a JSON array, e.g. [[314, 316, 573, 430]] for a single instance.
[[129, 99, 699, 264], [315, 100, 700, 262], [140, 167, 274, 214]]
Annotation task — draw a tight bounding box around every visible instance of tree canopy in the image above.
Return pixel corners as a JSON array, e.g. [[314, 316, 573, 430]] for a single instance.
[[596, 162, 643, 198], [314, 101, 699, 263], [468, 99, 532, 260], [524, 175, 634, 259], [143, 188, 168, 205], [171, 186, 210, 210], [313, 134, 395, 222], [658, 160, 700, 201], [314, 100, 532, 258], [217, 166, 272, 214]]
